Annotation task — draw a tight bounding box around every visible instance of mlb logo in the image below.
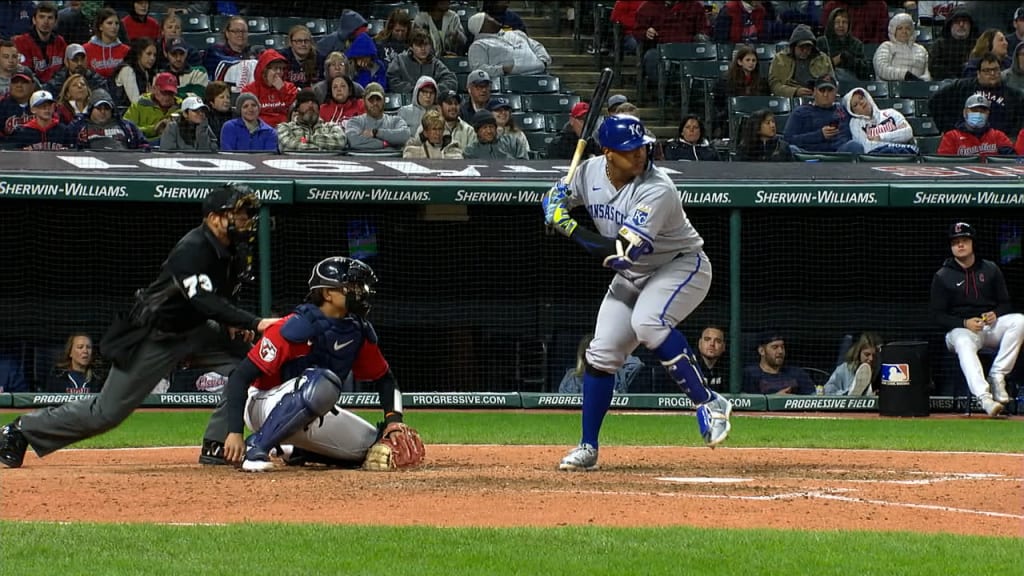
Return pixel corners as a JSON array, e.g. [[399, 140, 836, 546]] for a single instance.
[[881, 363, 910, 384]]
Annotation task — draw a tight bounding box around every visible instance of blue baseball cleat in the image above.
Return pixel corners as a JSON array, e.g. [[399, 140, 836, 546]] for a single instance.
[[696, 392, 733, 448]]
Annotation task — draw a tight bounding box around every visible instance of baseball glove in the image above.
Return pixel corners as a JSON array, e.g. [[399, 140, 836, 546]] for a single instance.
[[363, 422, 425, 471]]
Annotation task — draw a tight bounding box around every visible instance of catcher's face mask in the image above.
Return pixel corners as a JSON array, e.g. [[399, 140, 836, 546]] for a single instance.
[[342, 281, 375, 317]]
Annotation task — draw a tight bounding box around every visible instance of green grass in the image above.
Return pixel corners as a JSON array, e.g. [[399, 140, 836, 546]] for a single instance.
[[2, 409, 1019, 452], [1, 409, 1021, 574], [2, 522, 1020, 576]]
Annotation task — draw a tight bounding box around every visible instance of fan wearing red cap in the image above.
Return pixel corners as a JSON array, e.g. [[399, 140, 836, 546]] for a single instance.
[[545, 100, 601, 160], [0, 72, 37, 135], [123, 71, 182, 140]]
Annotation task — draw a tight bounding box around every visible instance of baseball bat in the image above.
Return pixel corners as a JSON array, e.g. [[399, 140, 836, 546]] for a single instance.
[[563, 67, 614, 186]]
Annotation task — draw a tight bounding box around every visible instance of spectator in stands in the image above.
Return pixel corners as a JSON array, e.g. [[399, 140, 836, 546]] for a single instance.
[[0, 41, 36, 99], [769, 24, 834, 98], [460, 69, 493, 122], [124, 71, 181, 141], [963, 29, 1012, 77], [545, 102, 601, 160], [816, 7, 871, 83], [347, 33, 389, 92], [0, 1, 36, 41], [714, 44, 771, 138], [737, 108, 793, 161], [873, 13, 932, 82], [83, 8, 130, 81], [44, 333, 103, 393], [490, 96, 529, 154], [160, 95, 217, 151], [635, 1, 711, 89], [413, 0, 467, 56], [161, 38, 207, 98], [713, 0, 770, 45], [0, 354, 28, 393], [824, 332, 881, 396], [55, 73, 91, 124], [403, 108, 463, 159], [466, 13, 551, 78], [0, 73, 38, 137], [319, 75, 365, 124], [112, 38, 158, 107], [1005, 40, 1024, 92], [697, 325, 728, 393], [154, 12, 202, 71], [915, 0, 965, 29], [57, 1, 91, 46], [241, 49, 298, 128], [45, 43, 108, 96], [203, 80, 233, 139], [435, 89, 476, 150], [930, 52, 1024, 135], [742, 331, 816, 395], [344, 82, 410, 150], [961, 1, 1018, 34], [203, 15, 253, 82], [312, 52, 353, 104], [317, 9, 369, 57], [559, 333, 643, 395], [375, 9, 411, 69], [820, 0, 889, 44], [843, 87, 919, 154], [219, 92, 277, 152], [387, 29, 458, 96], [929, 7, 978, 81], [610, 1, 644, 56], [279, 25, 324, 89], [481, 0, 527, 33], [937, 93, 1015, 157], [1008, 7, 1024, 54], [122, 1, 160, 42], [15, 2, 68, 85], [397, 75, 437, 134], [465, 109, 527, 159], [785, 75, 863, 154], [9, 89, 71, 150], [930, 221, 1022, 417], [607, 94, 629, 115], [277, 89, 347, 152], [68, 88, 148, 150], [662, 114, 721, 161]]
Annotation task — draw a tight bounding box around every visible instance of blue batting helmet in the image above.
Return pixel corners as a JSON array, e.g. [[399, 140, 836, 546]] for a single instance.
[[598, 114, 656, 151]]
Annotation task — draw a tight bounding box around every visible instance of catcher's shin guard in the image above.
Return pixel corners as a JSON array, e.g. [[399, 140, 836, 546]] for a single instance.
[[653, 329, 711, 404], [245, 368, 343, 460]]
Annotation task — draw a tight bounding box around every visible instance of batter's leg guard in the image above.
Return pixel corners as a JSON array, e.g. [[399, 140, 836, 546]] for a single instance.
[[242, 368, 343, 472], [653, 329, 711, 405]]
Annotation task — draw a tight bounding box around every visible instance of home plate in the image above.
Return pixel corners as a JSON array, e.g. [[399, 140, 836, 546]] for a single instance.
[[658, 477, 752, 484]]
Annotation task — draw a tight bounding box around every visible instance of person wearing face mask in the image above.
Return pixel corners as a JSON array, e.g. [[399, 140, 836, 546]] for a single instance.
[[930, 51, 1024, 135], [937, 93, 1015, 158]]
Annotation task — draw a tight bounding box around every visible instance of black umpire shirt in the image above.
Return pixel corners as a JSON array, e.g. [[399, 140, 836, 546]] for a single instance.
[[140, 225, 261, 334]]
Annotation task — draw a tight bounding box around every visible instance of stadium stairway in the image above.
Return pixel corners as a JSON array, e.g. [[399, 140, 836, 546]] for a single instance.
[[518, 4, 675, 139]]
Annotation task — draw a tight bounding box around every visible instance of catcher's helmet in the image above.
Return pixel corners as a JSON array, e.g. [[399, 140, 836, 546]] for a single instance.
[[308, 257, 378, 316], [598, 114, 656, 151]]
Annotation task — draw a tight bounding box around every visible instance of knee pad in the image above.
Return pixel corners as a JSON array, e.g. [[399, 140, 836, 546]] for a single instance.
[[297, 368, 343, 416]]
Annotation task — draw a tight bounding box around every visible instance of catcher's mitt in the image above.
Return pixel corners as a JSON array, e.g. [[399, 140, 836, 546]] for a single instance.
[[363, 422, 425, 471]]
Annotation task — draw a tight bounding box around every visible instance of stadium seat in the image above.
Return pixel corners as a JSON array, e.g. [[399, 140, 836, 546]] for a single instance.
[[181, 13, 211, 33], [182, 32, 218, 52], [716, 42, 736, 61], [526, 132, 556, 158], [874, 98, 916, 117], [245, 16, 271, 34], [638, 41, 716, 105], [513, 112, 546, 132], [383, 92, 409, 112], [862, 43, 882, 68], [891, 80, 945, 99], [680, 60, 729, 125], [773, 113, 789, 132], [521, 94, 580, 113], [441, 56, 471, 74], [920, 154, 981, 163], [753, 43, 777, 61], [907, 117, 939, 137], [502, 75, 560, 94], [503, 93, 523, 111], [984, 155, 1024, 164], [367, 18, 386, 37], [793, 152, 856, 162], [915, 27, 933, 44], [915, 135, 942, 154], [545, 113, 570, 131], [858, 153, 916, 162], [250, 34, 288, 51], [863, 81, 890, 98], [728, 96, 792, 142], [271, 17, 329, 36]]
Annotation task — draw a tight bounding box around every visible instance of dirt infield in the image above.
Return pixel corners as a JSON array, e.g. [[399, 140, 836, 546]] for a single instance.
[[1, 445, 1021, 536]]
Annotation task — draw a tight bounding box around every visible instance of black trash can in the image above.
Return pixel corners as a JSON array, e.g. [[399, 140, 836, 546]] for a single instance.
[[878, 341, 931, 417]]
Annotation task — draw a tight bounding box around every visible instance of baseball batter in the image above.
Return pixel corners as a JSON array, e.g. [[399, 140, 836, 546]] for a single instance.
[[543, 114, 733, 471]]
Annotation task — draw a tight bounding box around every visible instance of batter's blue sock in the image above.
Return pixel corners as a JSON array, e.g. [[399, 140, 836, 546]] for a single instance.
[[653, 329, 711, 404], [581, 370, 615, 448]]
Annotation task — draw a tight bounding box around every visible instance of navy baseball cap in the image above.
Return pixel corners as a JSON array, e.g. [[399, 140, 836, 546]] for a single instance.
[[757, 331, 784, 347], [948, 221, 975, 240]]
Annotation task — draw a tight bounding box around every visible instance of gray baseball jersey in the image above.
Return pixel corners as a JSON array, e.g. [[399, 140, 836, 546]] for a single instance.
[[566, 156, 704, 279]]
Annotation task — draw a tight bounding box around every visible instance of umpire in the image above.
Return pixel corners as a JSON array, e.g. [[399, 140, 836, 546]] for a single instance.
[[0, 184, 279, 469]]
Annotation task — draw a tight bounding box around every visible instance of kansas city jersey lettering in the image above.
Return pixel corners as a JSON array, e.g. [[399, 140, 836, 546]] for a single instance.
[[587, 203, 628, 224]]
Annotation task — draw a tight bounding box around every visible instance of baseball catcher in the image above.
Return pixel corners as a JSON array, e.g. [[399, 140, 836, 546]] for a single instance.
[[211, 256, 425, 471]]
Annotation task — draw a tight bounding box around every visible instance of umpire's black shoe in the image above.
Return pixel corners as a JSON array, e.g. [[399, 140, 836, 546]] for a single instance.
[[198, 439, 227, 465], [0, 418, 28, 469]]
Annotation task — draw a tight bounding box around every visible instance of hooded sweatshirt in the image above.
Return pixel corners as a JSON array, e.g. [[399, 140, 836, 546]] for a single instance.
[[936, 117, 1014, 157], [319, 76, 366, 124], [928, 7, 978, 80], [768, 24, 835, 97], [412, 9, 467, 56], [316, 9, 369, 56], [398, 76, 438, 132], [873, 13, 931, 81], [929, 78, 1024, 135], [82, 35, 130, 79], [14, 28, 67, 83], [346, 33, 388, 92], [842, 87, 916, 153], [816, 7, 870, 80], [68, 89, 147, 150], [241, 49, 298, 128], [386, 46, 458, 95], [1001, 42, 1024, 92], [929, 257, 1013, 332], [9, 115, 71, 150]]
